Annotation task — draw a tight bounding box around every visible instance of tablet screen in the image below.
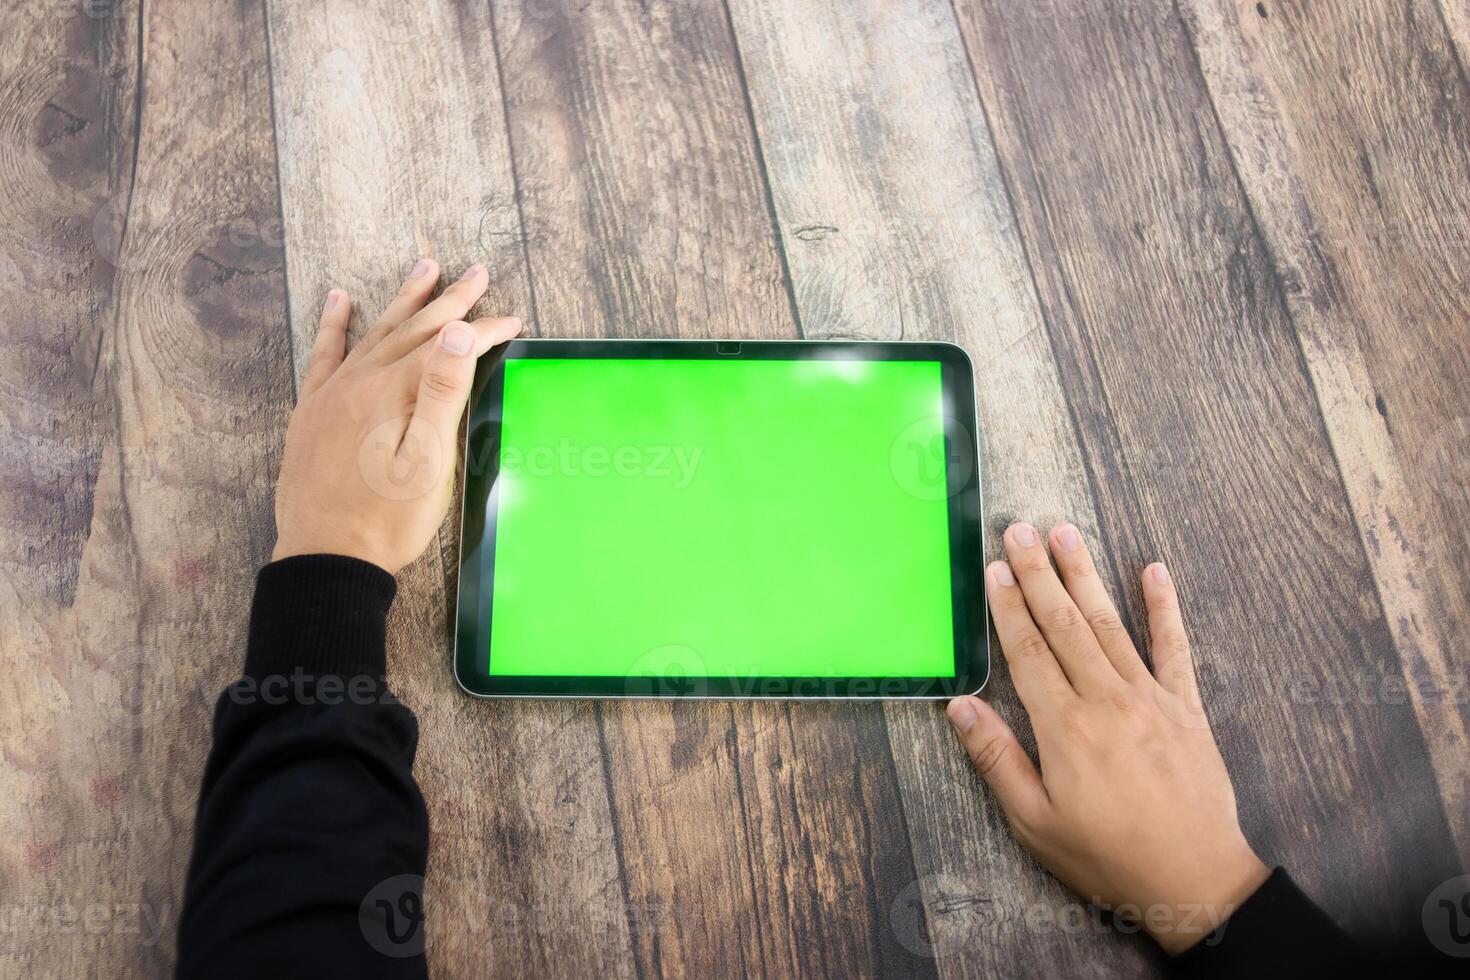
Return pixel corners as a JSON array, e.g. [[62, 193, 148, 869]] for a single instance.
[[455, 341, 987, 699]]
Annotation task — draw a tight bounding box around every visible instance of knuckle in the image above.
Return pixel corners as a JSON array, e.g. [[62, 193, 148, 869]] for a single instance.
[[968, 734, 1011, 775], [1015, 551, 1051, 574], [1084, 609, 1127, 642], [1064, 557, 1096, 579], [1151, 591, 1179, 613], [421, 369, 460, 400], [1160, 630, 1191, 656], [1040, 603, 1085, 634], [997, 587, 1030, 611], [1013, 631, 1053, 660]]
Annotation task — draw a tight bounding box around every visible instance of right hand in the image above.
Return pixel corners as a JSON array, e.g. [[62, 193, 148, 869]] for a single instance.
[[946, 521, 1268, 954], [271, 260, 522, 574]]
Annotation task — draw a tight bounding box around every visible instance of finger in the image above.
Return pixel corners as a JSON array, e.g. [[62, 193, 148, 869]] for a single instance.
[[987, 560, 1076, 713], [352, 257, 441, 356], [1144, 562, 1195, 695], [947, 696, 1048, 825], [407, 321, 485, 451], [399, 314, 522, 370], [1005, 522, 1120, 696], [301, 289, 349, 396], [1048, 523, 1148, 683], [371, 263, 489, 363]]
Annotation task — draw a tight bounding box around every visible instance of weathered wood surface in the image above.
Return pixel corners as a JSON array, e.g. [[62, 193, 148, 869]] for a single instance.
[[1, 0, 1467, 975], [1178, 0, 1470, 863], [950, 0, 1464, 949]]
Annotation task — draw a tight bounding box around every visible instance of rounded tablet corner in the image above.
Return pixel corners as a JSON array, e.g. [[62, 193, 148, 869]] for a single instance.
[[964, 662, 991, 698], [450, 639, 490, 700], [933, 340, 976, 374], [958, 633, 992, 699]]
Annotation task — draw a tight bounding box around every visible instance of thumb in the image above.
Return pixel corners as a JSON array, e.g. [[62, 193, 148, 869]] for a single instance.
[[410, 321, 480, 443], [947, 696, 1047, 823]]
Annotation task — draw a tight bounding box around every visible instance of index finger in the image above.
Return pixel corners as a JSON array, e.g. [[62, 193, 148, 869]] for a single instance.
[[369, 263, 491, 363], [986, 560, 1077, 714]]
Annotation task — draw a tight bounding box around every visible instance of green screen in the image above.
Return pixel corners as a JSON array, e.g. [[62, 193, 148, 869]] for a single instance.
[[487, 357, 955, 678]]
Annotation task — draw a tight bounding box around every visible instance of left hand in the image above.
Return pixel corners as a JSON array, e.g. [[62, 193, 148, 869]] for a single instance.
[[271, 260, 522, 574]]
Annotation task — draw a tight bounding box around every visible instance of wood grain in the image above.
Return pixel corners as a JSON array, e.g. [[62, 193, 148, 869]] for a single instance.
[[952, 0, 1463, 949], [1438, 0, 1470, 71], [2, 0, 294, 973], [1179, 0, 1470, 867], [0, 3, 139, 973], [3, 0, 1468, 973], [723, 0, 1151, 974], [490, 0, 928, 975], [261, 1, 637, 976]]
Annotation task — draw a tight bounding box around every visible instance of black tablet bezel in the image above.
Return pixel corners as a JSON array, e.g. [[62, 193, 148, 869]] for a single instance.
[[453, 339, 988, 699]]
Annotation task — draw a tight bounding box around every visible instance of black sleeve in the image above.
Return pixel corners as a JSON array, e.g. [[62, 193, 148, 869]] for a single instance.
[[1171, 868, 1358, 977], [177, 555, 430, 979]]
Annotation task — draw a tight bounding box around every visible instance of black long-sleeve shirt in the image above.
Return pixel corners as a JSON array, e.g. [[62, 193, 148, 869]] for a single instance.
[[178, 556, 429, 977], [178, 555, 1361, 977]]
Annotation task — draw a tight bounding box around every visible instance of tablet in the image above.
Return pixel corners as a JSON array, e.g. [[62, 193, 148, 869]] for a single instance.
[[453, 339, 987, 699]]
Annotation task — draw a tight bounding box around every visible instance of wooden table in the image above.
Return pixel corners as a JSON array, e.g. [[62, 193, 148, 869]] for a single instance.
[[4, 0, 1468, 975]]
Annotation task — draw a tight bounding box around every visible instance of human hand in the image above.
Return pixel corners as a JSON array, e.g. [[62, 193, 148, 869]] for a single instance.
[[271, 260, 522, 574], [946, 522, 1268, 954]]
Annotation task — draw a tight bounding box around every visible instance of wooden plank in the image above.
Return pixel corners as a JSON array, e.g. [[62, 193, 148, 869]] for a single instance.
[[1438, 0, 1470, 74], [1179, 0, 1470, 867], [260, 2, 637, 976], [2, 0, 295, 973], [0, 3, 140, 974], [723, 0, 1148, 975], [490, 0, 929, 974], [951, 0, 1463, 949]]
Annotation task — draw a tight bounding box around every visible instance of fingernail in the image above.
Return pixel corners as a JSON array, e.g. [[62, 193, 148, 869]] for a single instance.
[[323, 290, 341, 312], [440, 321, 475, 356], [410, 259, 432, 278], [947, 698, 978, 733], [458, 263, 485, 282], [1152, 563, 1170, 584], [1055, 524, 1080, 552], [991, 561, 1016, 587], [1011, 523, 1037, 547]]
